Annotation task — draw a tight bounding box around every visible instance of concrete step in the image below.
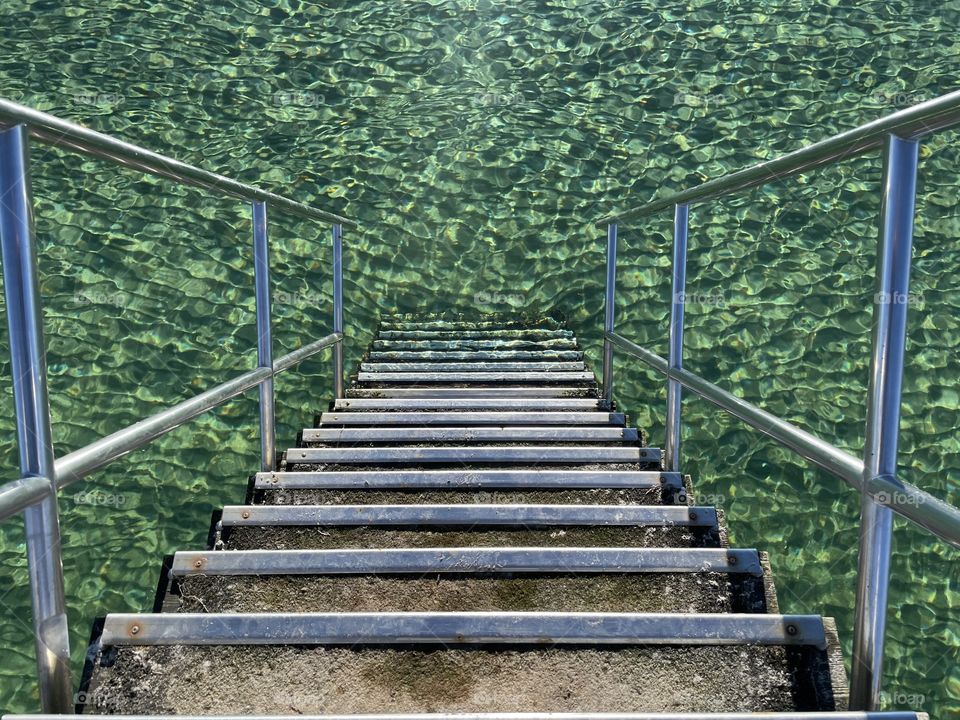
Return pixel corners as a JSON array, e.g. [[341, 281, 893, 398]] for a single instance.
[[317, 411, 625, 425], [284, 446, 660, 466], [169, 548, 769, 614], [84, 613, 844, 713], [299, 427, 639, 444]]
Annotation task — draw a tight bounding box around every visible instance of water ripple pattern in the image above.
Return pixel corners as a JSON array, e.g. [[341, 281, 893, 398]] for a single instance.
[[0, 0, 957, 713]]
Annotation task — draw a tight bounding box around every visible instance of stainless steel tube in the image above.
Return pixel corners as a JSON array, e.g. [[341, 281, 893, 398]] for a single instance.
[[850, 133, 920, 711], [599, 89, 960, 224], [252, 201, 275, 472], [601, 223, 618, 402], [55, 366, 272, 487], [0, 124, 72, 712], [332, 223, 345, 398], [664, 204, 689, 472], [0, 99, 355, 227]]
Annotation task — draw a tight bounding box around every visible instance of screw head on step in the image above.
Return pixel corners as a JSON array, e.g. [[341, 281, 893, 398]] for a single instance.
[[129, 624, 140, 636], [786, 624, 798, 636], [241, 510, 251, 519], [689, 510, 698, 520], [727, 554, 738, 566], [194, 559, 204, 569]]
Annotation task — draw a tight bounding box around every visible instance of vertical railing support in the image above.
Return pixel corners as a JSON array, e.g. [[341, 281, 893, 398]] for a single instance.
[[252, 200, 275, 472], [332, 223, 345, 398], [850, 133, 919, 710], [601, 222, 618, 402], [0, 123, 72, 712], [664, 203, 689, 472]]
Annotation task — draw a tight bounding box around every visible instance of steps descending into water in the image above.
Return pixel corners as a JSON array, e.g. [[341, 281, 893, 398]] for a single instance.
[[73, 314, 928, 718]]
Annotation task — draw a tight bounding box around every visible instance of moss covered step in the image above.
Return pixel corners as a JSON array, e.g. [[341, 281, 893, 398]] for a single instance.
[[85, 613, 845, 713], [168, 548, 769, 615]]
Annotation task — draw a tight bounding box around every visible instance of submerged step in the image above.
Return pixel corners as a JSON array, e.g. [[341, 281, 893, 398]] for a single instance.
[[377, 329, 574, 340], [220, 503, 715, 527], [346, 387, 597, 398], [356, 371, 596, 383], [367, 350, 584, 361], [317, 411, 625, 425], [12, 713, 928, 720], [285, 446, 659, 465], [300, 427, 639, 444], [360, 361, 586, 371], [371, 338, 578, 350], [380, 317, 563, 330], [335, 398, 605, 410], [336, 386, 607, 402]]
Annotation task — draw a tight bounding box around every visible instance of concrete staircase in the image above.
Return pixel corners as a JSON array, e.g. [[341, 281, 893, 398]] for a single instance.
[[74, 315, 921, 717]]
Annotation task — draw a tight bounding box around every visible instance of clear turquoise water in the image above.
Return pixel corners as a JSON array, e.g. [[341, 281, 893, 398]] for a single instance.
[[0, 0, 957, 714]]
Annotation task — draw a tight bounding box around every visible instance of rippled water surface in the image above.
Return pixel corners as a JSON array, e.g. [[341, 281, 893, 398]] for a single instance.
[[0, 0, 958, 714]]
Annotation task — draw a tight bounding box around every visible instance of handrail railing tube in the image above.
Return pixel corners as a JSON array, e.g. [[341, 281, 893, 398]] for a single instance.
[[53, 366, 273, 488], [599, 89, 960, 225], [606, 331, 960, 548], [0, 99, 355, 227], [0, 124, 72, 712], [600, 223, 618, 402], [850, 133, 921, 710], [272, 332, 342, 375], [252, 201, 276, 472], [0, 475, 51, 524], [664, 204, 689, 472], [332, 223, 345, 399], [49, 334, 343, 491]]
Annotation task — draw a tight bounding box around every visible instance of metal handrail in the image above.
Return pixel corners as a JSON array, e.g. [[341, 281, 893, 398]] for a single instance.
[[606, 331, 960, 546], [0, 100, 355, 712], [0, 99, 355, 227], [599, 89, 960, 224], [597, 90, 960, 713]]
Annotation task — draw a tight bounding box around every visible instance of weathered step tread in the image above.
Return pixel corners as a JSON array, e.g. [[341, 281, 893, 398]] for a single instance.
[[171, 547, 764, 576], [317, 411, 625, 425], [100, 611, 827, 646], [300, 427, 639, 444], [360, 361, 587, 371], [257, 487, 665, 506], [367, 350, 585, 361], [174, 571, 770, 614], [255, 469, 679, 490], [285, 446, 659, 465], [377, 329, 574, 340], [346, 387, 598, 398], [220, 503, 716, 527], [333, 388, 609, 404], [371, 339, 579, 350], [356, 371, 595, 383]]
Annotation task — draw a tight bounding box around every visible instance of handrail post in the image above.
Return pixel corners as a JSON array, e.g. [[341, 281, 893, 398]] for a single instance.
[[332, 223, 345, 398], [0, 124, 72, 712], [664, 203, 689, 472], [252, 200, 275, 471], [850, 133, 919, 710], [601, 222, 618, 402]]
